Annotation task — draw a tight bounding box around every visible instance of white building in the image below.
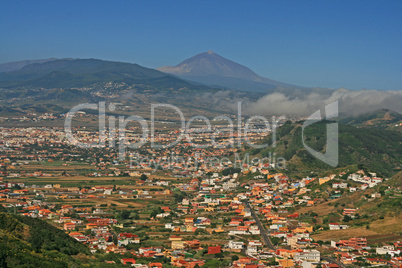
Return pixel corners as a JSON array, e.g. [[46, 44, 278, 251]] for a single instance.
[[249, 240, 263, 247], [246, 245, 258, 255], [376, 245, 395, 255], [228, 240, 244, 250], [249, 226, 260, 235], [294, 249, 320, 262], [329, 223, 349, 230], [332, 182, 347, 189]]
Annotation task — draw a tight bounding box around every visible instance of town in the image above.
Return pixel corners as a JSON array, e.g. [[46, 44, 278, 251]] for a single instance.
[[1, 126, 401, 267]]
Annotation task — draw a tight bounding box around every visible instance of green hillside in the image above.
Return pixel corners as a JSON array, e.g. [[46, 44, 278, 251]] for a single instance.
[[0, 58, 202, 90], [248, 121, 402, 177], [0, 212, 89, 267], [0, 211, 128, 267]]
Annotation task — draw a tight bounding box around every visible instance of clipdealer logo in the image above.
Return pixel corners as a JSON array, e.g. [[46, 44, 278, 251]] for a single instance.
[[63, 101, 338, 167], [302, 101, 339, 167], [64, 102, 284, 161]]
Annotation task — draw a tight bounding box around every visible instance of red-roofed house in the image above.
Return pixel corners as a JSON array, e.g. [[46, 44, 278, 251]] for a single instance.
[[121, 258, 136, 265], [208, 246, 221, 254], [149, 263, 163, 268], [64, 222, 76, 231]]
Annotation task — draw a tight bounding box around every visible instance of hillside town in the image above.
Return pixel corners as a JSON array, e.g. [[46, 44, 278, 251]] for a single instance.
[[1, 126, 401, 267]]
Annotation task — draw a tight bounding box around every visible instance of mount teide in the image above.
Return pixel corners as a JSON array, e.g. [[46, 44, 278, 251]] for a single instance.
[[157, 50, 300, 92]]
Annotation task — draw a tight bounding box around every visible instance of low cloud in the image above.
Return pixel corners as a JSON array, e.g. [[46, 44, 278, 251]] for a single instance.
[[244, 88, 402, 116]]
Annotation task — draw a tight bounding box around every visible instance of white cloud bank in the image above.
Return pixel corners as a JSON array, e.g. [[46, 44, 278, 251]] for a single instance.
[[244, 88, 402, 116]]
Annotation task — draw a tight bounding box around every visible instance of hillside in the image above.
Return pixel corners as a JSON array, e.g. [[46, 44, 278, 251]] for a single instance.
[[248, 121, 402, 177], [0, 58, 233, 119], [0, 211, 131, 267], [0, 59, 57, 73], [0, 58, 199, 90], [340, 109, 402, 132], [297, 171, 402, 242], [0, 211, 89, 267]]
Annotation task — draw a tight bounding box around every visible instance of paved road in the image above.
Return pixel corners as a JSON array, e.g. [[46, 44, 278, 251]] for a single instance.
[[245, 201, 345, 267], [321, 256, 346, 268], [245, 200, 275, 250]]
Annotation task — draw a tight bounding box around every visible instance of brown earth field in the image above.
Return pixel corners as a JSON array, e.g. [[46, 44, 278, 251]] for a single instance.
[[61, 197, 150, 208], [311, 216, 402, 243], [13, 173, 181, 181], [295, 190, 366, 217], [15, 164, 95, 170], [296, 202, 339, 216]]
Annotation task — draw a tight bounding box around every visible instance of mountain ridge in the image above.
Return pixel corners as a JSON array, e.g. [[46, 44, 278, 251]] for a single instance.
[[0, 58, 200, 90], [158, 50, 299, 92], [0, 58, 58, 73], [340, 109, 402, 131]]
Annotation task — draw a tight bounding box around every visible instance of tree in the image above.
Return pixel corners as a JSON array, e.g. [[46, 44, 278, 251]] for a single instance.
[[173, 190, 187, 203], [118, 210, 130, 220], [140, 174, 148, 181], [310, 212, 318, 217], [150, 207, 163, 219], [195, 228, 206, 235], [13, 184, 21, 190], [270, 237, 281, 245], [231, 255, 239, 261], [343, 215, 352, 222], [215, 253, 224, 259], [130, 211, 140, 219], [0, 243, 7, 267]]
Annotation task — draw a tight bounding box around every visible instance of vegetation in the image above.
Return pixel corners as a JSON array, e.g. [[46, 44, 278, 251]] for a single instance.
[[340, 109, 402, 131], [248, 121, 402, 177], [0, 212, 85, 267], [0, 59, 209, 91], [0, 212, 125, 267]]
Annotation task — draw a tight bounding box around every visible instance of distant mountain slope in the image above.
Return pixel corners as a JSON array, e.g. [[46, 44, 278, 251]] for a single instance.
[[158, 50, 299, 92], [0, 58, 198, 89], [247, 121, 402, 177], [0, 59, 57, 73], [158, 50, 269, 81], [340, 109, 402, 131]]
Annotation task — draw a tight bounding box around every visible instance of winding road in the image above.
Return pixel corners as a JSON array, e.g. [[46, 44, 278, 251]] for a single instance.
[[244, 200, 275, 250]]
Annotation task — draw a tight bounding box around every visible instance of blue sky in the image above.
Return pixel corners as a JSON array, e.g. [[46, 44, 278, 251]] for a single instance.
[[1, 0, 401, 90]]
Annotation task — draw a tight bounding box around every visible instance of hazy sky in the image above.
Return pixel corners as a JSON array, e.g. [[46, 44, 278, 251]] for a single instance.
[[1, 0, 401, 90]]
